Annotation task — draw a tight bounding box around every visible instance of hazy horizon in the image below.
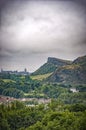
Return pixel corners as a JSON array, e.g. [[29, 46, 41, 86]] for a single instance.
[[0, 0, 86, 72]]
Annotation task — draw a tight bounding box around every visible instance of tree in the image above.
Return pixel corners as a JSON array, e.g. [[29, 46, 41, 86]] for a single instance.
[[0, 111, 10, 130]]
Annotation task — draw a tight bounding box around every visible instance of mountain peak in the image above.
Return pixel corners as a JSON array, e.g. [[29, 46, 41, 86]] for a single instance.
[[73, 55, 86, 64], [32, 57, 72, 75], [47, 55, 86, 84], [47, 57, 72, 65]]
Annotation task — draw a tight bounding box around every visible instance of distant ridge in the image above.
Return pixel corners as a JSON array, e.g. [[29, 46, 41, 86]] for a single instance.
[[32, 57, 72, 75], [48, 57, 71, 65], [73, 55, 86, 65], [47, 55, 86, 84]]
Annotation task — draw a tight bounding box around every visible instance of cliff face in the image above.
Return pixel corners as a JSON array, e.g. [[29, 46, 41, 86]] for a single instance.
[[31, 55, 86, 84], [32, 57, 71, 75], [47, 55, 86, 84], [48, 57, 71, 66], [73, 55, 86, 65]]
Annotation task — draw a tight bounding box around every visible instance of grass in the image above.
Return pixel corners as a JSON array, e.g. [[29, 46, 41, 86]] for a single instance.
[[24, 93, 45, 96], [2, 79, 16, 83], [62, 64, 81, 70], [30, 73, 52, 80]]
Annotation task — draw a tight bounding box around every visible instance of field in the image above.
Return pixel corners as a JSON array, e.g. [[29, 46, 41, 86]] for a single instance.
[[30, 73, 52, 80]]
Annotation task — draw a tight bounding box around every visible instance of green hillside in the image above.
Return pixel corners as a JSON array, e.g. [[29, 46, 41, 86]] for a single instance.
[[32, 57, 71, 75], [0, 55, 86, 130], [73, 55, 86, 65], [31, 73, 52, 80], [47, 55, 86, 84]]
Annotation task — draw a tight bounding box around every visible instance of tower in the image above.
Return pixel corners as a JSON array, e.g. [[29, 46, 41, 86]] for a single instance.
[[1, 68, 3, 72], [24, 68, 27, 72]]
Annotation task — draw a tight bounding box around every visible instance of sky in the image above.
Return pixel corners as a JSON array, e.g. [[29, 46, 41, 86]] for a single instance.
[[0, 0, 86, 72]]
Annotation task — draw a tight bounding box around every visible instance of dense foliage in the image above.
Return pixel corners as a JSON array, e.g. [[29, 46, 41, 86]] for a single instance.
[[0, 73, 86, 104], [0, 55, 86, 129], [0, 73, 41, 98], [0, 71, 86, 130], [0, 100, 86, 130]]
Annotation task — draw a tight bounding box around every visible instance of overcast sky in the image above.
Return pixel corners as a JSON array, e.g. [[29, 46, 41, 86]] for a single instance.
[[0, 0, 86, 72]]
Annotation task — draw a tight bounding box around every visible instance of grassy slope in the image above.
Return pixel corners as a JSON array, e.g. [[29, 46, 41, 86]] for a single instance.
[[30, 73, 52, 80], [2, 79, 16, 83], [32, 63, 57, 75], [47, 55, 86, 84], [32, 57, 71, 75]]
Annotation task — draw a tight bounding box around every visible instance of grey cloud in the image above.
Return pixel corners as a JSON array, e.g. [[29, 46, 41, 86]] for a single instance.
[[0, 0, 86, 71]]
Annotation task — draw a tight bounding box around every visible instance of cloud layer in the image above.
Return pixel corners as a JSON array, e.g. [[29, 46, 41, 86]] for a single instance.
[[0, 0, 86, 71]]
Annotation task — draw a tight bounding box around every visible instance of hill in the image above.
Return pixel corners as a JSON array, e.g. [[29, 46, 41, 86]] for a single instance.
[[47, 55, 86, 84], [32, 57, 71, 75]]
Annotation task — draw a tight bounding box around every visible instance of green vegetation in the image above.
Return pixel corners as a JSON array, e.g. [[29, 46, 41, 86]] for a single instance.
[[0, 100, 86, 130], [31, 73, 52, 80], [47, 55, 86, 84], [0, 73, 41, 98], [2, 79, 16, 83], [32, 57, 71, 75], [31, 62, 57, 75], [0, 55, 86, 129], [0, 72, 86, 104]]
